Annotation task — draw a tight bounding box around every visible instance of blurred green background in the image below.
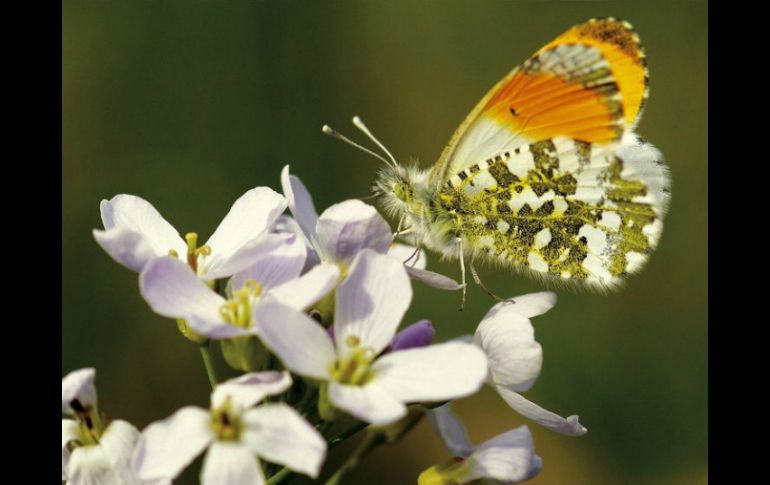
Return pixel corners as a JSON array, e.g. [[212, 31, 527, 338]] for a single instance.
[[62, 1, 707, 483]]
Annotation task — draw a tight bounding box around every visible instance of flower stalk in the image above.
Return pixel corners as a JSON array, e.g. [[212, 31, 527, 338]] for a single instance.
[[199, 341, 219, 390], [324, 430, 386, 485]]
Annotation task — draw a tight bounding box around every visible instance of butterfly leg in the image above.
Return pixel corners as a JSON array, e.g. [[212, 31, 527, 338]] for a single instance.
[[456, 237, 467, 311], [403, 245, 421, 267], [469, 262, 516, 304], [394, 214, 406, 238]]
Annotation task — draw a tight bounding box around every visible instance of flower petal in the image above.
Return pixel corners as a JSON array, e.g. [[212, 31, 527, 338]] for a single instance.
[[62, 419, 79, 479], [372, 342, 488, 403], [404, 266, 463, 290], [273, 214, 320, 273], [335, 250, 411, 356], [93, 227, 159, 273], [390, 320, 435, 352], [67, 421, 147, 485], [205, 232, 298, 282], [201, 442, 264, 485], [229, 233, 306, 290], [204, 187, 287, 272], [139, 257, 226, 323], [212, 371, 292, 409], [100, 195, 186, 256], [62, 367, 97, 414], [280, 165, 318, 230], [281, 166, 320, 241], [185, 317, 256, 340], [474, 302, 542, 392], [464, 425, 542, 483], [132, 406, 214, 480], [267, 263, 340, 311], [315, 200, 392, 263], [242, 403, 326, 478], [427, 404, 473, 457], [494, 385, 587, 436], [508, 291, 557, 318], [100, 420, 142, 480], [328, 381, 406, 425], [254, 301, 335, 380], [68, 444, 118, 485]]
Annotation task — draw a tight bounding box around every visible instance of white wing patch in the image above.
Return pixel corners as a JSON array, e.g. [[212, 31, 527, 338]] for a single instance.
[[435, 133, 670, 288]]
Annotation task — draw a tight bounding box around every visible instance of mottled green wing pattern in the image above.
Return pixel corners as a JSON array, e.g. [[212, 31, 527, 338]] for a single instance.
[[436, 135, 669, 288]]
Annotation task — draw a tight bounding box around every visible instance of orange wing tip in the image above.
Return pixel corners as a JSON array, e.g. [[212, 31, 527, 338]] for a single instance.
[[550, 18, 644, 66], [543, 18, 649, 127]]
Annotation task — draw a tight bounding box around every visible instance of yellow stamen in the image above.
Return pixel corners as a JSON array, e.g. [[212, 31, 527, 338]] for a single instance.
[[330, 344, 375, 386], [210, 397, 241, 441], [185, 232, 200, 271], [218, 279, 263, 329]]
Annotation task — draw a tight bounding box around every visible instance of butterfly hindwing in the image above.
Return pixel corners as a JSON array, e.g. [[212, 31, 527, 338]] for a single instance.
[[436, 135, 668, 288], [431, 18, 648, 186]]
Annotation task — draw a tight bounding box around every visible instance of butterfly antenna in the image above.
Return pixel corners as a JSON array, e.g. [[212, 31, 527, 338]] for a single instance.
[[321, 124, 395, 168], [352, 116, 398, 167]]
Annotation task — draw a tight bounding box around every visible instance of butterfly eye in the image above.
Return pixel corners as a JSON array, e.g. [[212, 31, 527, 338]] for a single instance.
[[393, 181, 410, 202]]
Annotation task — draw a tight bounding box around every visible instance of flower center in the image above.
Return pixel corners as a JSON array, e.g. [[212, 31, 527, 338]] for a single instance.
[[330, 342, 375, 386], [169, 232, 211, 274], [219, 279, 262, 328], [66, 398, 104, 450], [210, 398, 242, 442]]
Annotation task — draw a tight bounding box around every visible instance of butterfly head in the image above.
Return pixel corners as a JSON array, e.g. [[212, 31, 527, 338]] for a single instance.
[[373, 162, 433, 227], [375, 160, 410, 198]]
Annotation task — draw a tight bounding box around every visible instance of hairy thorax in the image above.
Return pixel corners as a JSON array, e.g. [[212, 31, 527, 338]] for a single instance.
[[375, 164, 462, 261]]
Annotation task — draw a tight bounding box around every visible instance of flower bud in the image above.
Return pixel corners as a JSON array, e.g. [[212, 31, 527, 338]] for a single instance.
[[221, 336, 267, 372], [176, 319, 208, 344], [417, 458, 466, 485], [390, 320, 435, 352]]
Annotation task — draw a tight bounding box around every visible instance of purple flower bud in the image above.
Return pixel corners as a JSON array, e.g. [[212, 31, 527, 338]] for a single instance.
[[390, 320, 435, 352]]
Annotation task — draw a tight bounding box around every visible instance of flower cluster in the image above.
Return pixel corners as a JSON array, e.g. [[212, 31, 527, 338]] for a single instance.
[[63, 166, 585, 484]]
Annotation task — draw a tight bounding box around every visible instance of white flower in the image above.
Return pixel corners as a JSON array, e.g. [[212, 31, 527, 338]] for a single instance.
[[62, 368, 163, 485], [132, 371, 326, 485], [138, 233, 339, 339], [62, 367, 97, 415], [255, 249, 488, 425], [281, 165, 460, 289], [93, 188, 287, 279], [419, 404, 542, 484], [474, 292, 587, 436]]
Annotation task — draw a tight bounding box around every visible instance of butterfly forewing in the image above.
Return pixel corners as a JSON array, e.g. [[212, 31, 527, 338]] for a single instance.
[[431, 18, 649, 186]]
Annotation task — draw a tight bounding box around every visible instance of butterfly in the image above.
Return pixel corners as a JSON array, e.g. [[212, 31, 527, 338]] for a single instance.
[[324, 18, 670, 303]]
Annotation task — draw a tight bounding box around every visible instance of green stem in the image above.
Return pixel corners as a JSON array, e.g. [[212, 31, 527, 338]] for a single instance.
[[265, 466, 295, 485], [298, 386, 319, 417], [199, 342, 218, 389], [324, 431, 386, 485], [329, 422, 369, 448]]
